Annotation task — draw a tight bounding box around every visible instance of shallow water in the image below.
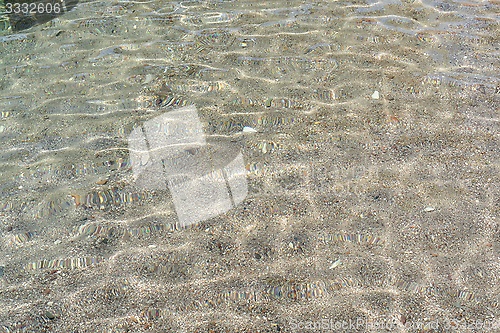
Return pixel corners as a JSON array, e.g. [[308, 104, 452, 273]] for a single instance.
[[0, 0, 499, 332]]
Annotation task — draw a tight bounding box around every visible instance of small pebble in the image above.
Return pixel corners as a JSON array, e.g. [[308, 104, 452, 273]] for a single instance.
[[371, 90, 380, 99], [144, 74, 154, 84], [262, 142, 268, 154], [44, 311, 56, 320], [243, 126, 257, 133], [0, 125, 5, 133], [96, 179, 107, 185], [329, 259, 342, 269], [0, 266, 4, 278], [424, 206, 435, 212]]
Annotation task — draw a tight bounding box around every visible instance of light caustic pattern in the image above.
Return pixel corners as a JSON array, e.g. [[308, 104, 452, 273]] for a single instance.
[[260, 278, 354, 300], [75, 187, 153, 210], [22, 222, 185, 272], [1, 196, 73, 219], [1, 186, 153, 222], [395, 279, 497, 307], [17, 157, 132, 182], [319, 232, 385, 245], [207, 114, 296, 134], [421, 74, 496, 91], [229, 96, 304, 109], [176, 277, 493, 314], [190, 279, 355, 310], [24, 257, 103, 270], [236, 56, 339, 72], [142, 278, 355, 316], [75, 223, 111, 237], [31, 188, 150, 219], [34, 197, 74, 219], [10, 231, 34, 245], [74, 221, 183, 238], [173, 81, 230, 94]]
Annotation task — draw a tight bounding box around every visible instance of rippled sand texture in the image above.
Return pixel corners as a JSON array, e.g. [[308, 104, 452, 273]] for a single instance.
[[0, 0, 499, 332]]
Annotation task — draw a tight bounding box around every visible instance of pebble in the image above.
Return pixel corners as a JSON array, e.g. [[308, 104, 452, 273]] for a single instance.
[[0, 266, 4, 278], [329, 259, 342, 269], [144, 74, 154, 84], [44, 311, 56, 320], [371, 91, 380, 99], [262, 142, 268, 154], [243, 126, 257, 133], [424, 206, 435, 212], [96, 179, 107, 185], [0, 125, 5, 133]]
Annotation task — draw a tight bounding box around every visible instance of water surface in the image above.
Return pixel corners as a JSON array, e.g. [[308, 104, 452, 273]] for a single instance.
[[0, 0, 499, 332]]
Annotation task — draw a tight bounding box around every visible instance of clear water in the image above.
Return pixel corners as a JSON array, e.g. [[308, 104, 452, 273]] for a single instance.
[[0, 0, 499, 332]]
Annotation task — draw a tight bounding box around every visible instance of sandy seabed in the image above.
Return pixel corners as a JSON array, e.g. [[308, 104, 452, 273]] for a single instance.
[[0, 0, 499, 332]]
